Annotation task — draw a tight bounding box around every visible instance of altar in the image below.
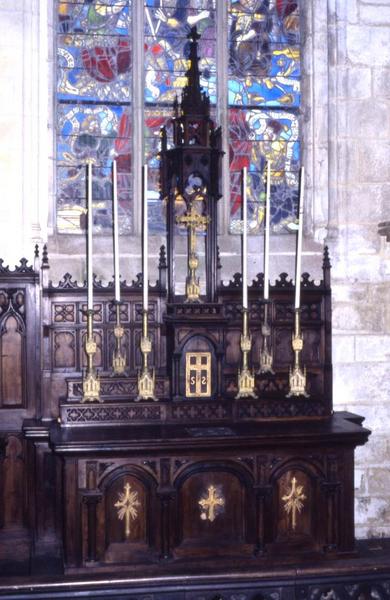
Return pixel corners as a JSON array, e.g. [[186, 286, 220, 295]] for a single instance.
[[0, 27, 373, 592]]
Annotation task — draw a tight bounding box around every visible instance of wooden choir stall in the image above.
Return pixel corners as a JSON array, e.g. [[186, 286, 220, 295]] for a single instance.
[[2, 26, 389, 600]]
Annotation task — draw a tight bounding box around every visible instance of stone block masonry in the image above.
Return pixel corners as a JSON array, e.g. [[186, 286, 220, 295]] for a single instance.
[[330, 0, 390, 538]]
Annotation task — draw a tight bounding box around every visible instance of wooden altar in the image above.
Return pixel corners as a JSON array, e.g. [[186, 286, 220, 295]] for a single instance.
[[0, 28, 372, 592]]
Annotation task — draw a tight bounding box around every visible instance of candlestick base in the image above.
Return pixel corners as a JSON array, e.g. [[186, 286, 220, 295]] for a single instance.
[[236, 367, 257, 399], [82, 370, 101, 403], [286, 365, 309, 398], [136, 368, 157, 401]]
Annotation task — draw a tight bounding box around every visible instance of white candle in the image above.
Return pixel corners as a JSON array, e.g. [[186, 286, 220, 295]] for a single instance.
[[112, 160, 120, 302], [242, 167, 248, 310], [294, 166, 304, 309], [142, 165, 148, 312], [264, 161, 271, 301], [87, 161, 93, 311]]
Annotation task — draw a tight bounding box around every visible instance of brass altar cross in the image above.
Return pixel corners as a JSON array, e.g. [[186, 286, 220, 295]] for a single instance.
[[114, 482, 141, 538], [199, 485, 225, 522], [282, 476, 306, 531], [176, 204, 210, 302]]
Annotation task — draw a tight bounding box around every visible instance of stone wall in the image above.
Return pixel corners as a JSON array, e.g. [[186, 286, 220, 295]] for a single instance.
[[0, 1, 52, 266], [0, 0, 389, 538], [326, 0, 390, 538]]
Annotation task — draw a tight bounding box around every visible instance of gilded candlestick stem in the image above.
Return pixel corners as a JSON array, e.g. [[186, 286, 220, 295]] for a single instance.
[[112, 302, 126, 375], [287, 308, 309, 398], [136, 308, 157, 401], [236, 308, 257, 399], [82, 309, 101, 403], [258, 301, 274, 374]]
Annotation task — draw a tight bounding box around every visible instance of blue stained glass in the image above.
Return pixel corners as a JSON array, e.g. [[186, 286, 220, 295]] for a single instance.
[[228, 0, 300, 108], [56, 1, 133, 233], [57, 103, 131, 164], [228, 75, 300, 107], [57, 1, 131, 36], [144, 109, 172, 233], [144, 1, 216, 104], [57, 35, 131, 102], [228, 0, 301, 233]]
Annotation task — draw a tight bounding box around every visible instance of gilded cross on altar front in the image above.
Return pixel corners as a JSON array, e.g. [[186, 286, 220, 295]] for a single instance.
[[114, 482, 140, 538], [199, 485, 225, 522], [176, 204, 210, 302], [282, 476, 306, 531]]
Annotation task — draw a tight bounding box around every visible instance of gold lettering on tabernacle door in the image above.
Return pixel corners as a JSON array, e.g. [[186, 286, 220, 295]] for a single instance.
[[185, 352, 211, 397]]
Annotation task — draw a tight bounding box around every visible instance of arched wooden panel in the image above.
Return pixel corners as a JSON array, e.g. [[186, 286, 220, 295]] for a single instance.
[[2, 435, 25, 527], [276, 469, 312, 540], [106, 475, 147, 546], [54, 331, 76, 369], [94, 467, 158, 565], [1, 314, 24, 407], [174, 465, 254, 558]]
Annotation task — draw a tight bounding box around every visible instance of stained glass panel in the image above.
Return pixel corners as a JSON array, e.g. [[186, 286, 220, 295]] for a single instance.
[[228, 0, 301, 233], [56, 0, 132, 233], [55, 2, 302, 235], [144, 108, 173, 233], [144, 1, 217, 105], [57, 35, 131, 102]]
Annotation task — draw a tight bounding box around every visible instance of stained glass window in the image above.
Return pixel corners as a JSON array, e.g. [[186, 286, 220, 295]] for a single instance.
[[143, 1, 217, 233], [55, 1, 301, 235], [228, 0, 301, 233], [144, 1, 217, 106], [56, 0, 132, 233]]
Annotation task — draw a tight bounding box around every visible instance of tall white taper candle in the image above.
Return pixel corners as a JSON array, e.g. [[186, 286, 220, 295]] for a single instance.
[[142, 165, 148, 312], [112, 160, 120, 302], [242, 167, 248, 310], [294, 166, 304, 310], [264, 161, 271, 301], [87, 161, 93, 311]]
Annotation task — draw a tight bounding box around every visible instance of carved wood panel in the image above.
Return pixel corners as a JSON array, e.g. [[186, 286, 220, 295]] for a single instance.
[[54, 331, 76, 369], [2, 435, 25, 528], [0, 291, 26, 408], [91, 465, 158, 565], [174, 466, 254, 558]]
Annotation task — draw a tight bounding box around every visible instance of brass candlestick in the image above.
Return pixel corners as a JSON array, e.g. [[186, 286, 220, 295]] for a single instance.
[[258, 301, 274, 374], [136, 309, 157, 401], [236, 308, 257, 399], [112, 301, 126, 375], [287, 308, 309, 397], [82, 309, 101, 402]]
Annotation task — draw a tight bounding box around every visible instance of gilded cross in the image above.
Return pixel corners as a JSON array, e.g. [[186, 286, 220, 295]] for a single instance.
[[114, 482, 141, 538], [282, 476, 306, 531], [176, 204, 210, 253], [199, 485, 225, 522]]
